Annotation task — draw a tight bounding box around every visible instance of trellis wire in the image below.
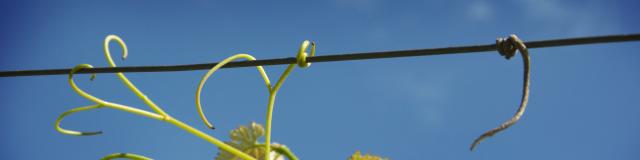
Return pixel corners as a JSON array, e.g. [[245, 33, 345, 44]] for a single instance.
[[1, 33, 639, 77]]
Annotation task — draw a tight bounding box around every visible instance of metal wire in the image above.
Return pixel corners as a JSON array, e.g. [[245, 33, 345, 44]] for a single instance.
[[1, 33, 639, 77]]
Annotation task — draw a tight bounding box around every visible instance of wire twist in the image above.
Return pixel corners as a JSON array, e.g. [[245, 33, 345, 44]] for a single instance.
[[470, 34, 531, 151]]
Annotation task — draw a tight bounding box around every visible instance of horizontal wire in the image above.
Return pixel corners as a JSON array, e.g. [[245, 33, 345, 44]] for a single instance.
[[1, 33, 639, 77]]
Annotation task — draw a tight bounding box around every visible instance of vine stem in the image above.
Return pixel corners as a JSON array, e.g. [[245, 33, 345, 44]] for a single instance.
[[265, 63, 296, 159], [165, 118, 257, 160], [254, 143, 299, 160]]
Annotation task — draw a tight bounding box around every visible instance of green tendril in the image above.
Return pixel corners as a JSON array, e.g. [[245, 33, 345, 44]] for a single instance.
[[55, 104, 104, 136], [103, 35, 170, 118], [197, 40, 315, 159], [196, 54, 271, 130], [101, 153, 153, 160], [296, 40, 315, 68], [61, 35, 273, 160], [68, 64, 165, 120]]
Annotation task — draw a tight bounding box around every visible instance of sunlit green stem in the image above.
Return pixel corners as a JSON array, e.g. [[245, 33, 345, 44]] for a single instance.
[[255, 144, 299, 160], [166, 118, 257, 160], [103, 35, 169, 117], [272, 145, 298, 160], [264, 63, 295, 159], [101, 153, 153, 160], [263, 40, 313, 159]]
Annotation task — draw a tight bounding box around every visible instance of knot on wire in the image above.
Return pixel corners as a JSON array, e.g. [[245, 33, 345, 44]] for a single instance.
[[296, 40, 316, 68], [496, 34, 520, 60]]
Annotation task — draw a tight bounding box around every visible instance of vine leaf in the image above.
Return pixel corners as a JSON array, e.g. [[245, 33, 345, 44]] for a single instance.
[[349, 151, 388, 160], [215, 122, 284, 160]]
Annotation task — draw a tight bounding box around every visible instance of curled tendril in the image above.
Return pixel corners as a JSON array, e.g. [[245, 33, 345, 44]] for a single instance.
[[196, 54, 271, 130], [470, 34, 531, 151], [67, 64, 256, 159], [104, 35, 169, 118], [296, 40, 315, 68], [101, 153, 152, 160], [55, 104, 104, 136], [271, 40, 315, 92], [62, 35, 262, 160], [68, 64, 164, 120], [68, 64, 107, 105], [197, 40, 315, 159]]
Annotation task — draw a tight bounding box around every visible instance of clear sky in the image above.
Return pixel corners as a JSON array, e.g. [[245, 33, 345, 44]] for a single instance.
[[1, 0, 639, 159]]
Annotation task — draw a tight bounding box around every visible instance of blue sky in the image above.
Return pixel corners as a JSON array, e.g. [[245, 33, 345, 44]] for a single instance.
[[1, 0, 639, 159]]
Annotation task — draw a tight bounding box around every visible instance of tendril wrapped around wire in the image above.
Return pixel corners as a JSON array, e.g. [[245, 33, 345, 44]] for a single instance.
[[470, 34, 531, 151]]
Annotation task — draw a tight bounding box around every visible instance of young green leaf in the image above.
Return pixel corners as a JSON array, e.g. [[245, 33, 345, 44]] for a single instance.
[[215, 122, 286, 160]]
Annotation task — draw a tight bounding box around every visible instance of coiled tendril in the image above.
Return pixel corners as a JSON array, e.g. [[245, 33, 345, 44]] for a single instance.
[[470, 34, 531, 151]]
